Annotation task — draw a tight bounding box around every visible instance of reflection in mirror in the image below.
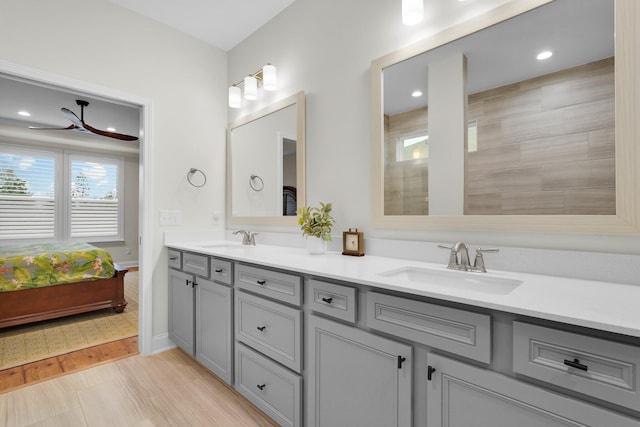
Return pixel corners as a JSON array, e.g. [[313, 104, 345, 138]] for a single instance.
[[372, 0, 639, 233], [382, 0, 614, 216], [227, 91, 305, 225]]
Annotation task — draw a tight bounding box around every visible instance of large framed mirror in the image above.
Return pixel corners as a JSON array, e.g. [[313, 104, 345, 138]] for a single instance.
[[227, 91, 305, 225], [371, 0, 639, 234]]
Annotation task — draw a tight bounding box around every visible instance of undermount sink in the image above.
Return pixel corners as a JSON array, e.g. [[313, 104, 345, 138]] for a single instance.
[[378, 266, 522, 295], [196, 242, 244, 249]]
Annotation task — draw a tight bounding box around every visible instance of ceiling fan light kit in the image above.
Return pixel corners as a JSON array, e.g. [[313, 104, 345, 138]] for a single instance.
[[228, 63, 277, 109], [29, 99, 139, 141]]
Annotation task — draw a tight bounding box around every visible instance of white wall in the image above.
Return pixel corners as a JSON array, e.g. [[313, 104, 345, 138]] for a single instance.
[[0, 0, 228, 338], [228, 0, 640, 255]]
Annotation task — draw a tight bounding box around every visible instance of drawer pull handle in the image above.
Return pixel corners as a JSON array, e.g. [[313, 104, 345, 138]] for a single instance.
[[257, 280, 266, 285], [257, 326, 266, 331], [185, 279, 192, 287], [564, 358, 588, 371], [215, 268, 223, 273], [322, 297, 333, 304], [427, 365, 436, 381], [169, 256, 177, 261], [397, 355, 406, 369], [256, 384, 266, 391]]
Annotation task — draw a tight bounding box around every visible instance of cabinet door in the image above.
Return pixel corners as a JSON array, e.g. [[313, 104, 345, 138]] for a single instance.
[[168, 269, 195, 355], [307, 315, 412, 427], [196, 278, 233, 384], [426, 353, 640, 427]]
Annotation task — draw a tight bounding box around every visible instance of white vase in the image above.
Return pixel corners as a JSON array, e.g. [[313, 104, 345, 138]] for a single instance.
[[306, 236, 327, 255]]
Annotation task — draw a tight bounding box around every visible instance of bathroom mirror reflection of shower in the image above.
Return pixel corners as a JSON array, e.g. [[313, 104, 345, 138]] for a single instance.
[[227, 91, 305, 226]]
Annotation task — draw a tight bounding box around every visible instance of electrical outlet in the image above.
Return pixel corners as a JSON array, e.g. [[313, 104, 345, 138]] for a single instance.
[[159, 210, 182, 226], [212, 211, 221, 225]]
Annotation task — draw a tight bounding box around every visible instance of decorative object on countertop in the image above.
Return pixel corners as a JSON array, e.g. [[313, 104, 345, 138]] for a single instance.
[[342, 228, 364, 257], [249, 174, 264, 191], [187, 168, 207, 187], [297, 202, 335, 254]]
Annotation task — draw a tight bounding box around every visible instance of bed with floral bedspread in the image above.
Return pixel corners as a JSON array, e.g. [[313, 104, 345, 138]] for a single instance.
[[0, 242, 127, 328]]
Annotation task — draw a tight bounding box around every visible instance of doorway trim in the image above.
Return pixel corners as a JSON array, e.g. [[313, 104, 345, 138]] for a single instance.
[[0, 59, 153, 355]]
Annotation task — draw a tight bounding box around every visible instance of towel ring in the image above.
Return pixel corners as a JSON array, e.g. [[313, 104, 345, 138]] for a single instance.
[[249, 174, 264, 192], [187, 168, 207, 188]]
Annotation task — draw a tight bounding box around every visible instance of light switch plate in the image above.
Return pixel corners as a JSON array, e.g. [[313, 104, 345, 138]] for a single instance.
[[159, 210, 182, 226]]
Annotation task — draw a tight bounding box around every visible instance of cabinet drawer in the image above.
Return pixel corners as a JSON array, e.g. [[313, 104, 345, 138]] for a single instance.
[[168, 249, 182, 269], [182, 252, 209, 277], [235, 264, 302, 306], [235, 343, 302, 427], [308, 279, 357, 323], [236, 291, 302, 373], [210, 258, 233, 285], [366, 291, 491, 363], [513, 321, 640, 412]]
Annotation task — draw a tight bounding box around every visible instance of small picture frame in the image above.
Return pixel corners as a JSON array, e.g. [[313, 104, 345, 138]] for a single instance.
[[342, 228, 364, 256]]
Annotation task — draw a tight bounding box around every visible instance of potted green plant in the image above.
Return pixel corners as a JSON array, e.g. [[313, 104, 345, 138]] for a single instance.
[[297, 202, 335, 254]]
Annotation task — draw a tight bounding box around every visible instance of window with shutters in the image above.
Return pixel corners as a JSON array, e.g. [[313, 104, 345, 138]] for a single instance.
[[0, 144, 124, 242]]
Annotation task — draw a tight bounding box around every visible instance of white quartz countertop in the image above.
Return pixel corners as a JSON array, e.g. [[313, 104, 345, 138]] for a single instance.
[[166, 240, 640, 338]]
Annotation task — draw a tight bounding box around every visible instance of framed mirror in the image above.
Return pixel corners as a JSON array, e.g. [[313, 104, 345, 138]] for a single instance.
[[371, 0, 639, 234], [227, 91, 305, 225]]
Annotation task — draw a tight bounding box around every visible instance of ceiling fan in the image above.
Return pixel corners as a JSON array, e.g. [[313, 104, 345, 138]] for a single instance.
[[29, 99, 138, 141]]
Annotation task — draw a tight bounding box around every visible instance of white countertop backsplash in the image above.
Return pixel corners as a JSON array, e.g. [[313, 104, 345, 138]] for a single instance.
[[164, 230, 640, 338]]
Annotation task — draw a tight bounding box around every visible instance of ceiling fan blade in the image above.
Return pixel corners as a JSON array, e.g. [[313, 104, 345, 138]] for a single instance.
[[82, 122, 139, 141], [61, 107, 85, 129], [29, 124, 78, 131]]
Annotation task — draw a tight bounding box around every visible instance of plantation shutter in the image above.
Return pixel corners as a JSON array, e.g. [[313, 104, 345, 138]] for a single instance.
[[69, 156, 122, 239], [0, 150, 56, 239]]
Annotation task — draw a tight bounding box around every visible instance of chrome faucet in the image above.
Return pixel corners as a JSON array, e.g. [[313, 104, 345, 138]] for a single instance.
[[438, 242, 498, 272], [233, 229, 258, 245]]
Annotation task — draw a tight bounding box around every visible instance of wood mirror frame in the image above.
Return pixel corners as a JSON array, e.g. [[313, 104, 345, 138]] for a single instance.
[[371, 0, 639, 234], [227, 91, 305, 226]]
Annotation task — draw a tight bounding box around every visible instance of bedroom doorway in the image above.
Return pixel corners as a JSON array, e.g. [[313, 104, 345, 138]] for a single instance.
[[0, 60, 153, 363]]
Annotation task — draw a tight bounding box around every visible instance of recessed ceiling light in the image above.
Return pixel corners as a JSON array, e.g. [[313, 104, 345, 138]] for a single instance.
[[17, 111, 31, 117], [106, 127, 117, 132], [536, 50, 553, 60], [411, 90, 423, 97]]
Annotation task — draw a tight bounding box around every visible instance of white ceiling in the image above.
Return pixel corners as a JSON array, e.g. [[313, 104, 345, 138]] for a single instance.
[[108, 0, 298, 51], [384, 0, 615, 115]]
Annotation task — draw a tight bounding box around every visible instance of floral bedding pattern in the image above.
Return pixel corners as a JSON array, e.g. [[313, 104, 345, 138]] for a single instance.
[[0, 242, 115, 292]]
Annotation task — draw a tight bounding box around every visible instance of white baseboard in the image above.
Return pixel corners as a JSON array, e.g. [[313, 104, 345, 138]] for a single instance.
[[151, 333, 176, 354], [116, 260, 139, 269]]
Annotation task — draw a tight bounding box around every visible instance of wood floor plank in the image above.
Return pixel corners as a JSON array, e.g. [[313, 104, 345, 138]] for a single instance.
[[22, 358, 63, 383], [24, 407, 88, 427], [0, 367, 24, 392]]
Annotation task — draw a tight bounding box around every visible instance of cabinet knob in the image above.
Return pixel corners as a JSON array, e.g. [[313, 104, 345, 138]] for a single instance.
[[397, 355, 407, 369], [257, 326, 266, 332], [257, 280, 266, 286], [322, 297, 333, 304], [427, 365, 436, 381], [185, 279, 192, 287], [256, 384, 266, 391]]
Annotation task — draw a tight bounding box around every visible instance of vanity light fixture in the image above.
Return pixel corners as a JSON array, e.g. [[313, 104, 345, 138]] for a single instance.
[[17, 111, 31, 117], [411, 90, 423, 97], [536, 50, 553, 60], [228, 63, 278, 109], [402, 0, 424, 26]]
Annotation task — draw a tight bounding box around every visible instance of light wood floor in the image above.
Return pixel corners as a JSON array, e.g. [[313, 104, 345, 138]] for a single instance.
[[0, 347, 278, 426]]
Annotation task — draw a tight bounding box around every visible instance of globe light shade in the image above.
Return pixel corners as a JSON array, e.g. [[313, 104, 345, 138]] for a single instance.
[[244, 76, 258, 100], [228, 86, 241, 108], [263, 64, 277, 91], [402, 0, 423, 26]]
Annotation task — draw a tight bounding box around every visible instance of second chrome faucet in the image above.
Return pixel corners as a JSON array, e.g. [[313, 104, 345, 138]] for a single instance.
[[438, 242, 498, 273], [233, 229, 258, 245]]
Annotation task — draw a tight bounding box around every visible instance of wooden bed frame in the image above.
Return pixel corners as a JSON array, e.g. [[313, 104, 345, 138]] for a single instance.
[[0, 266, 128, 329]]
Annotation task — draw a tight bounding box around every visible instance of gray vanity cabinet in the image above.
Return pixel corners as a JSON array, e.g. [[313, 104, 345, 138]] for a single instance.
[[196, 278, 233, 384], [307, 315, 412, 427], [168, 268, 195, 355], [426, 353, 640, 427], [168, 250, 234, 386]]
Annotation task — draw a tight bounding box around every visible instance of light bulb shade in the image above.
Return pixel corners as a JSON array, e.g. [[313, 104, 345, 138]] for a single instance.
[[402, 0, 423, 26], [262, 64, 277, 91], [228, 86, 241, 108], [244, 76, 258, 100]]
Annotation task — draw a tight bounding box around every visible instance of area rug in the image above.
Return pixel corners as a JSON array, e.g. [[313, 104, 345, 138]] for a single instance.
[[0, 271, 138, 370]]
